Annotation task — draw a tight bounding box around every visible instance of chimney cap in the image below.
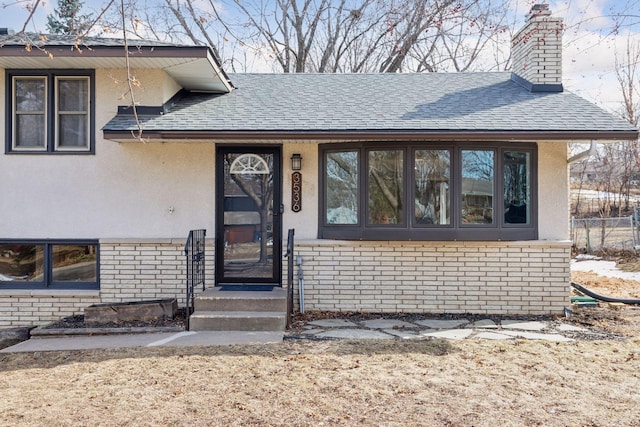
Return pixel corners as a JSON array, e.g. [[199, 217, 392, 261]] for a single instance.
[[527, 4, 552, 20]]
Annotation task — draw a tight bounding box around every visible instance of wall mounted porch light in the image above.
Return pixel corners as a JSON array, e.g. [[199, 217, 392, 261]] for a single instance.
[[291, 153, 302, 171]]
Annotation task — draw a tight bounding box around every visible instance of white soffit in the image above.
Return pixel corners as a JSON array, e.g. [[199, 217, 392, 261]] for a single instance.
[[162, 52, 231, 92]]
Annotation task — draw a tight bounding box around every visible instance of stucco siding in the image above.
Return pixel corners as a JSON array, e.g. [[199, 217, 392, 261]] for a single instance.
[[538, 141, 570, 240], [0, 141, 216, 238], [282, 142, 319, 239], [96, 68, 182, 108], [0, 71, 4, 148], [0, 69, 217, 239]]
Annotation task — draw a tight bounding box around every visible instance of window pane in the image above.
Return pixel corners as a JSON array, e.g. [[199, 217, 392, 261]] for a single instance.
[[58, 79, 88, 111], [461, 150, 494, 224], [326, 151, 359, 224], [14, 77, 46, 149], [15, 115, 46, 148], [58, 114, 88, 148], [415, 150, 450, 225], [368, 150, 404, 225], [504, 151, 531, 224], [15, 78, 45, 112], [0, 244, 45, 282], [52, 245, 97, 282]]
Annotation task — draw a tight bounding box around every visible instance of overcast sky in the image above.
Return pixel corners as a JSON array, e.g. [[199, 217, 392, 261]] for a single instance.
[[1, 0, 638, 117]]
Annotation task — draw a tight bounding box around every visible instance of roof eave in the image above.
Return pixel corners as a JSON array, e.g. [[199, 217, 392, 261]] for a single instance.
[[102, 129, 640, 143], [0, 43, 234, 93]]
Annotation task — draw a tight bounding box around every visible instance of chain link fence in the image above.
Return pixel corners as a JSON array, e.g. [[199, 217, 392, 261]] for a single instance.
[[571, 215, 639, 254]]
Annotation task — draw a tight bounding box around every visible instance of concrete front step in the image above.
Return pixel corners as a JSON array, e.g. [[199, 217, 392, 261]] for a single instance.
[[194, 287, 287, 312], [189, 311, 286, 331]]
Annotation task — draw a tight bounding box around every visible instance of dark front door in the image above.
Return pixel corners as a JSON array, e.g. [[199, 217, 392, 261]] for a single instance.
[[215, 147, 282, 285]]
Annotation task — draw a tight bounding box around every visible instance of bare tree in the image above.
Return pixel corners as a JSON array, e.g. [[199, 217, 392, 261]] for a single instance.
[[570, 34, 640, 218], [616, 37, 640, 128], [130, 0, 512, 73], [615, 37, 640, 213]]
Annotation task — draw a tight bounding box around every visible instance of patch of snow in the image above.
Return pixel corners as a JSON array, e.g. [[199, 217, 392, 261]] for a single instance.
[[574, 254, 602, 261], [570, 259, 640, 281], [572, 189, 640, 203]]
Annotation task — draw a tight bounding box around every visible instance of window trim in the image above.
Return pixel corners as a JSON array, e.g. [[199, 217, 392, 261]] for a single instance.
[[0, 239, 100, 290], [5, 69, 95, 154], [54, 75, 91, 151], [319, 141, 538, 241]]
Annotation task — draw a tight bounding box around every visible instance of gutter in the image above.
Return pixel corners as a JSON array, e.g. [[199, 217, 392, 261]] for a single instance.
[[567, 140, 597, 164], [103, 130, 640, 143]]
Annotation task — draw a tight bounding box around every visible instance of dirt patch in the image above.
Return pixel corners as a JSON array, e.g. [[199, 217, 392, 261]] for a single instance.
[[616, 258, 640, 272], [572, 270, 640, 300], [570, 270, 640, 337]]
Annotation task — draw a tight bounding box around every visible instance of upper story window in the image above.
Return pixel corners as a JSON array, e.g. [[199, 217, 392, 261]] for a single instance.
[[6, 70, 94, 154], [320, 142, 537, 241]]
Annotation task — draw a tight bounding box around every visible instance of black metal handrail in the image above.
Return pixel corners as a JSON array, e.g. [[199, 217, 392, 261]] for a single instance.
[[185, 229, 206, 330], [284, 228, 295, 328]]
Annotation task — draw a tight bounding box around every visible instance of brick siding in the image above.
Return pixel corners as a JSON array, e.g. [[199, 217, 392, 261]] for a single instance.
[[0, 291, 101, 327], [0, 238, 570, 327], [99, 239, 215, 305], [292, 240, 571, 315]]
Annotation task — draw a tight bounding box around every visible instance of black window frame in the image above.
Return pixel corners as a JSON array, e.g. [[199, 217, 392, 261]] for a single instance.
[[0, 239, 100, 290], [319, 141, 538, 241], [5, 69, 96, 154]]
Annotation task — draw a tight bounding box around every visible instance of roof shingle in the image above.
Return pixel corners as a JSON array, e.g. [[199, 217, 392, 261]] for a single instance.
[[103, 72, 638, 139]]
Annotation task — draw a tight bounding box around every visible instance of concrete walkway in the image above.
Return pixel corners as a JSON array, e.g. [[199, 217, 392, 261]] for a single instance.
[[0, 316, 598, 353], [1, 331, 284, 353]]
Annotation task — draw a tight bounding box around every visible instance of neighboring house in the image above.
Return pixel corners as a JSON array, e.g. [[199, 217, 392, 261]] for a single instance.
[[0, 5, 637, 327]]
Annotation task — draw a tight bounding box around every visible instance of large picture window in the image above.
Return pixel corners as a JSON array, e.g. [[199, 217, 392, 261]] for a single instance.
[[6, 70, 94, 154], [0, 241, 99, 289], [320, 142, 536, 241]]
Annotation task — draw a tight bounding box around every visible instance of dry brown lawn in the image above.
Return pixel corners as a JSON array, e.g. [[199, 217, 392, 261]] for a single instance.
[[1, 335, 639, 426], [1, 273, 639, 426]]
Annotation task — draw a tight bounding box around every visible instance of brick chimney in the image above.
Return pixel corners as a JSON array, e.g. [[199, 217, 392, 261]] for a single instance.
[[511, 4, 564, 92]]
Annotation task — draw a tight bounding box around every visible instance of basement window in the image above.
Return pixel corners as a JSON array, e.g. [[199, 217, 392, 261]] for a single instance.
[[0, 241, 99, 289]]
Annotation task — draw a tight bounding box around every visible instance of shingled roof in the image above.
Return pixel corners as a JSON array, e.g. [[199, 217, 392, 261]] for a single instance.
[[103, 72, 638, 142]]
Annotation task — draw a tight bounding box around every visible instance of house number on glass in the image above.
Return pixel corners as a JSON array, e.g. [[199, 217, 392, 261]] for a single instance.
[[292, 172, 302, 212]]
